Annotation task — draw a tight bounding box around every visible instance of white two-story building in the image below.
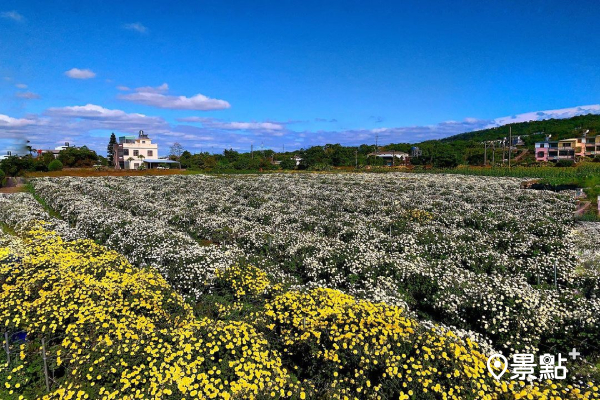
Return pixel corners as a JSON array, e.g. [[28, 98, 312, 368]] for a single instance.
[[113, 131, 159, 169]]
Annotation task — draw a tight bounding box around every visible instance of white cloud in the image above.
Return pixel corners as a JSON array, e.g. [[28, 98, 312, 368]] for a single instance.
[[15, 91, 40, 99], [45, 104, 165, 128], [134, 83, 169, 94], [119, 84, 230, 111], [123, 22, 148, 34], [15, 83, 27, 89], [3, 105, 172, 153], [218, 121, 284, 131], [64, 68, 96, 79], [1, 11, 24, 22], [6, 102, 600, 157], [0, 114, 37, 128], [490, 104, 600, 127], [177, 116, 211, 123], [116, 85, 131, 91], [179, 117, 284, 131]]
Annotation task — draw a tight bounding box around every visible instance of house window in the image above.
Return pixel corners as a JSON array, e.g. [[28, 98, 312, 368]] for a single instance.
[[537, 151, 545, 158], [563, 143, 571, 148], [123, 149, 129, 156], [134, 163, 139, 169], [147, 150, 153, 157], [133, 150, 139, 156], [142, 141, 146, 144]]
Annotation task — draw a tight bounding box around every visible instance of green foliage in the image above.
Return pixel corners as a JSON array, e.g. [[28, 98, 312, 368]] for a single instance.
[[415, 163, 600, 192], [556, 159, 575, 167], [0, 156, 34, 177], [47, 159, 63, 171], [40, 152, 56, 166], [307, 163, 332, 171], [280, 158, 297, 170], [0, 169, 5, 187], [57, 146, 98, 168], [107, 133, 117, 165]]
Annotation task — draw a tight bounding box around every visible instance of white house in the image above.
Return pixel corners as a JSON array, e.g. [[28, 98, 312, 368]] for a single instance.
[[113, 131, 159, 169], [368, 151, 409, 166]]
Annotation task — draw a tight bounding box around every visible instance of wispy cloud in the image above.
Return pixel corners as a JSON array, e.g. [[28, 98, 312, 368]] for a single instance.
[[489, 104, 600, 127], [64, 68, 96, 79], [2, 104, 172, 152], [0, 114, 36, 128], [45, 104, 167, 130], [116, 85, 131, 91], [6, 103, 600, 156], [178, 117, 285, 132], [15, 83, 27, 89], [123, 22, 148, 34], [134, 83, 168, 94], [1, 10, 24, 22], [16, 91, 40, 99], [119, 83, 230, 111]]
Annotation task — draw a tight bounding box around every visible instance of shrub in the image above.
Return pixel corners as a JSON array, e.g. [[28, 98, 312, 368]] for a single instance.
[[0, 169, 4, 187], [280, 158, 297, 170], [47, 159, 63, 171], [555, 159, 574, 167]]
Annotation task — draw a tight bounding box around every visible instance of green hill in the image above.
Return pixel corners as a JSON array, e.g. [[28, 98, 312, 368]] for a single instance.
[[440, 113, 600, 145]]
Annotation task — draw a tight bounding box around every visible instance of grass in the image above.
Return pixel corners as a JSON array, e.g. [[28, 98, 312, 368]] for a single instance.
[[414, 163, 600, 208], [24, 183, 63, 220], [413, 163, 600, 183]]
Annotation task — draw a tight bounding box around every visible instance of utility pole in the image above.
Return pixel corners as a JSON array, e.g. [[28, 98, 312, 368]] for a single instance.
[[484, 142, 488, 166], [375, 133, 379, 154], [251, 144, 254, 159], [508, 127, 512, 168], [355, 150, 358, 169], [492, 141, 495, 165]]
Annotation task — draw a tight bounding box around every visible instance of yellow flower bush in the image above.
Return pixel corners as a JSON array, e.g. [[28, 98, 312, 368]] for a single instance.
[[0, 223, 294, 399], [0, 223, 598, 399], [215, 264, 274, 299], [262, 288, 599, 400], [403, 208, 434, 223]]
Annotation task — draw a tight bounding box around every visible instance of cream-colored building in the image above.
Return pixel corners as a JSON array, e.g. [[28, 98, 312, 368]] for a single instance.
[[114, 131, 159, 169]]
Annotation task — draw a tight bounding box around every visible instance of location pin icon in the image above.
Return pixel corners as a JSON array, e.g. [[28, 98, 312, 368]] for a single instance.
[[487, 353, 508, 380]]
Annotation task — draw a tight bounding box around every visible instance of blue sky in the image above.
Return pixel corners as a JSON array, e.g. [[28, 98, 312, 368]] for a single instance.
[[2, 0, 600, 155]]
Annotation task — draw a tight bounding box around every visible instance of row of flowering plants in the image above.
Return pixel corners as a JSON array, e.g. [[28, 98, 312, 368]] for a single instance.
[[24, 174, 600, 358], [1, 223, 598, 399], [0, 222, 295, 399]]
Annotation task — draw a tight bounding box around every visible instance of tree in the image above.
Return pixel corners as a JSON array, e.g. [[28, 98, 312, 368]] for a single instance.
[[57, 146, 99, 168], [280, 158, 296, 170], [0, 169, 5, 187], [170, 142, 184, 160], [107, 133, 117, 165], [0, 156, 34, 176], [41, 152, 56, 166], [48, 159, 63, 171], [179, 151, 193, 168], [137, 154, 146, 169], [25, 140, 35, 156]]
